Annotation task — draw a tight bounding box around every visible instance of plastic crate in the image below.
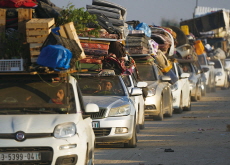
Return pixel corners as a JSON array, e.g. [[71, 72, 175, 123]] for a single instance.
[[0, 59, 24, 72]]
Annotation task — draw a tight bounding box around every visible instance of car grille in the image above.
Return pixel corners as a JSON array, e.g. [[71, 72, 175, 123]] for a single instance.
[[0, 147, 53, 165], [93, 128, 111, 137], [90, 108, 107, 119]]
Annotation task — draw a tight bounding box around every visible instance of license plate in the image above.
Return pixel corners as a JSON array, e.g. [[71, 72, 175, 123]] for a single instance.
[[0, 152, 41, 161], [92, 121, 100, 128]]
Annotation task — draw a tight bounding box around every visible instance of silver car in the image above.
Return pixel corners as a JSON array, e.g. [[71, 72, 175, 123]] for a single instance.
[[76, 71, 142, 148], [131, 55, 173, 121]]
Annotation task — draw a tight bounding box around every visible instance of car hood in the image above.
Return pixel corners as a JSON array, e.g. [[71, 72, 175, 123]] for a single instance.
[[83, 96, 129, 108], [0, 114, 80, 133]]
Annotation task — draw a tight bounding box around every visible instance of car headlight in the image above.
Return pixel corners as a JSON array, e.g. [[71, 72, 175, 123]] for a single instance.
[[108, 104, 131, 117], [147, 88, 156, 96], [54, 122, 76, 138], [171, 82, 178, 91], [216, 72, 222, 76]]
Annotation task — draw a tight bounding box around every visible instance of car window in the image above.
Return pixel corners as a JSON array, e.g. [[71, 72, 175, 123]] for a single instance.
[[212, 60, 222, 68], [122, 75, 132, 87], [77, 76, 125, 96], [135, 63, 157, 81], [180, 63, 192, 73], [0, 74, 76, 114], [198, 55, 207, 65]]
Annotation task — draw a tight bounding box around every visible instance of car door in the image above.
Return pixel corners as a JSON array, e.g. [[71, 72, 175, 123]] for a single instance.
[[154, 65, 172, 111]]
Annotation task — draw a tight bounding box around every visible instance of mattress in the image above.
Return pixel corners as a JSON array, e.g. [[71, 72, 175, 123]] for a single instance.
[[126, 46, 149, 54], [83, 48, 108, 56], [87, 9, 122, 19], [86, 5, 121, 14], [92, 0, 127, 17]]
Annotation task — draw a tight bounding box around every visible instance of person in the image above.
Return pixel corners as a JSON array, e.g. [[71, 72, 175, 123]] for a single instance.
[[94, 80, 115, 95], [182, 65, 189, 73], [50, 88, 65, 104]]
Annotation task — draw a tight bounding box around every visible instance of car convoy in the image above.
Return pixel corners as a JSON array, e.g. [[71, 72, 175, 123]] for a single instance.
[[0, 1, 230, 165]]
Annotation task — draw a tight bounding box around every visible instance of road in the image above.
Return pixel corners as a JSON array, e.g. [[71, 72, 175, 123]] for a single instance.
[[94, 88, 230, 165]]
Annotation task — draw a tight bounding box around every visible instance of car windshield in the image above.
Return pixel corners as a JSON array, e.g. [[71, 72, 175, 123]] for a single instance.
[[135, 63, 157, 81], [0, 74, 76, 114], [77, 76, 125, 96], [198, 55, 207, 65], [212, 60, 222, 68]]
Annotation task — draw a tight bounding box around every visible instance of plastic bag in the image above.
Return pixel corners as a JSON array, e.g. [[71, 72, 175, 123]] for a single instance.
[[37, 45, 72, 70], [135, 22, 151, 37]]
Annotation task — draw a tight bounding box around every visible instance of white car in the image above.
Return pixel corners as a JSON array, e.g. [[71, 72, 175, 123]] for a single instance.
[[131, 54, 173, 121], [77, 71, 142, 148], [211, 59, 229, 89], [0, 72, 99, 165], [197, 53, 216, 92], [171, 62, 191, 113], [122, 73, 148, 131]]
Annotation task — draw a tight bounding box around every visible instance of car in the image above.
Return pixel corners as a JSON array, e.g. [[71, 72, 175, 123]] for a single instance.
[[197, 53, 216, 92], [131, 54, 173, 121], [0, 72, 99, 165], [122, 73, 148, 131], [178, 60, 202, 102], [193, 60, 209, 96], [211, 59, 229, 89], [225, 58, 230, 84], [76, 70, 142, 148], [171, 62, 191, 113]]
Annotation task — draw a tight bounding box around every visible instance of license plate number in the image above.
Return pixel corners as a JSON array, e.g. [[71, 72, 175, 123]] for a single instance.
[[92, 121, 100, 128], [0, 152, 41, 161]]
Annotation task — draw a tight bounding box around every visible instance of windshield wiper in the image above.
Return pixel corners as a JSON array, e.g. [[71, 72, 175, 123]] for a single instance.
[[21, 108, 68, 114]]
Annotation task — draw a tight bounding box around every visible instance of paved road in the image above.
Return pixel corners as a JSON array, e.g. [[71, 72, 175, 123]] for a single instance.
[[94, 88, 230, 165]]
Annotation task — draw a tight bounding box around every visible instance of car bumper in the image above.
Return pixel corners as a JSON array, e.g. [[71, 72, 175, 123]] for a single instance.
[[0, 135, 87, 165], [215, 76, 225, 87], [143, 95, 159, 115], [93, 115, 134, 143], [172, 90, 180, 109]]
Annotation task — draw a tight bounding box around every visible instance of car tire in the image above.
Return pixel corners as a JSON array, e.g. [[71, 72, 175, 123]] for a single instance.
[[124, 119, 137, 148], [153, 98, 163, 121], [139, 110, 145, 129], [183, 93, 191, 111], [201, 84, 206, 96], [174, 93, 183, 114], [136, 122, 140, 133], [221, 77, 229, 90], [85, 146, 94, 165], [165, 95, 173, 117], [197, 86, 202, 100]]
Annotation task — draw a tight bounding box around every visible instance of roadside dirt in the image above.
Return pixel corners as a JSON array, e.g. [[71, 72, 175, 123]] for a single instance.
[[94, 88, 230, 165]]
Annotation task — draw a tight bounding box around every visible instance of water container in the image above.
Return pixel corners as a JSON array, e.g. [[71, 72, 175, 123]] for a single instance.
[[180, 25, 189, 35], [194, 40, 204, 55]]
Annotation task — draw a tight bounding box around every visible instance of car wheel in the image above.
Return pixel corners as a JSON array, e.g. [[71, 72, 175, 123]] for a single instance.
[[206, 78, 211, 93], [221, 77, 229, 90], [124, 119, 137, 148], [174, 93, 183, 114], [153, 98, 163, 121], [183, 93, 191, 111], [139, 110, 145, 129], [165, 95, 173, 117], [136, 121, 140, 133], [197, 86, 202, 100], [201, 84, 206, 96], [85, 145, 94, 165]]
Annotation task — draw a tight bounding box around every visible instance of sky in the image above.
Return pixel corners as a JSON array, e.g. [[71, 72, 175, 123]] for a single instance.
[[51, 0, 230, 26]]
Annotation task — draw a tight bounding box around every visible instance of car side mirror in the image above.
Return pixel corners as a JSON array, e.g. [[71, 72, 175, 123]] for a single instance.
[[208, 61, 215, 66], [180, 73, 190, 79], [161, 75, 171, 82], [85, 103, 99, 113], [130, 87, 143, 96], [202, 67, 209, 73], [137, 81, 148, 88]]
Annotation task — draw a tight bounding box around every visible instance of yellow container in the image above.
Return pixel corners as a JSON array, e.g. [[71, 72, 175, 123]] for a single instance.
[[180, 25, 189, 35], [194, 40, 205, 55]]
